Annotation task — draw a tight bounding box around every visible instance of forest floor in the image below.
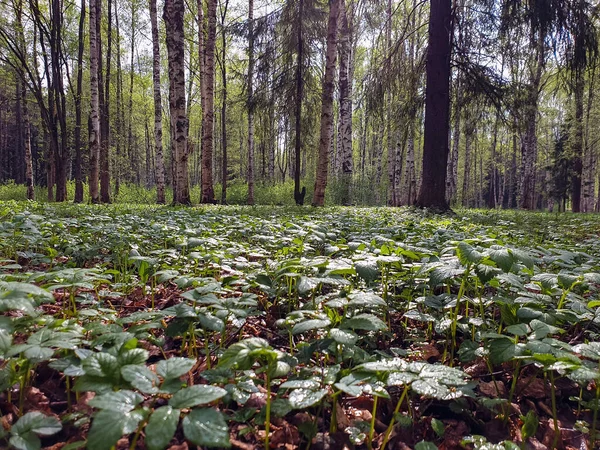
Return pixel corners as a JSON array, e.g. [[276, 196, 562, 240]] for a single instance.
[[1, 201, 600, 450]]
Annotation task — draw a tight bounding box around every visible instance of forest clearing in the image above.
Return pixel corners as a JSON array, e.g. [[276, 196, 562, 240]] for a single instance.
[[1, 201, 600, 449]]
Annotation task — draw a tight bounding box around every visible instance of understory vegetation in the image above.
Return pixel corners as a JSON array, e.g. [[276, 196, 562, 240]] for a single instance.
[[1, 202, 600, 449]]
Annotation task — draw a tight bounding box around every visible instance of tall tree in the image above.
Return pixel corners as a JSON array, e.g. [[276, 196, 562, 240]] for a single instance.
[[312, 0, 340, 206], [201, 0, 217, 203], [414, 0, 452, 211], [15, 0, 34, 200], [337, 0, 353, 205], [89, 0, 101, 203], [247, 0, 255, 205], [100, 0, 112, 203], [219, 0, 229, 204], [293, 0, 306, 205], [164, 0, 191, 204], [74, 0, 85, 203], [150, 0, 166, 203]]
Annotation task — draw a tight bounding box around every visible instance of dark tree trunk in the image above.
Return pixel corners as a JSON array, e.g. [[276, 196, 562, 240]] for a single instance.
[[100, 0, 112, 203], [201, 0, 217, 203], [150, 0, 166, 203], [293, 0, 305, 205], [415, 0, 452, 211], [74, 0, 85, 203]]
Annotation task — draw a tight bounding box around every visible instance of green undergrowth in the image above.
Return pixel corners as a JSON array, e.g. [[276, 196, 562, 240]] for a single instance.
[[1, 201, 600, 449]]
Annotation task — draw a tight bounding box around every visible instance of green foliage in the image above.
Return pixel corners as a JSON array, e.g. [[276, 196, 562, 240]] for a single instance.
[[2, 202, 600, 448]]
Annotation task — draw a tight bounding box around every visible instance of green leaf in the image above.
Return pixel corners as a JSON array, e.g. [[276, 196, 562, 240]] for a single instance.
[[182, 408, 231, 448], [456, 242, 482, 265], [169, 385, 227, 409], [488, 247, 514, 272], [87, 390, 143, 412], [431, 418, 445, 437], [415, 441, 438, 450], [510, 248, 534, 269], [328, 328, 358, 345], [121, 365, 159, 394], [156, 357, 196, 379], [118, 348, 149, 366], [12, 412, 62, 437], [355, 260, 379, 283], [145, 406, 180, 450], [520, 410, 539, 440], [280, 379, 321, 389], [292, 319, 331, 335], [288, 389, 328, 409], [0, 330, 13, 357], [347, 292, 387, 309], [505, 323, 530, 337], [82, 353, 120, 379], [429, 265, 465, 287], [86, 410, 126, 450], [341, 314, 387, 331], [489, 338, 522, 365], [9, 433, 41, 450], [218, 338, 275, 370]]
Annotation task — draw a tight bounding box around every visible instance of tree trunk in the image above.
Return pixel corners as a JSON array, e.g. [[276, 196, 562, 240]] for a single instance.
[[402, 119, 417, 205], [89, 0, 101, 203], [74, 0, 85, 203], [100, 0, 112, 203], [571, 72, 584, 212], [312, 0, 340, 206], [150, 0, 166, 203], [519, 31, 544, 210], [219, 0, 229, 204], [15, 0, 34, 200], [293, 0, 305, 205], [582, 68, 596, 212], [164, 0, 191, 205], [338, 0, 353, 204], [415, 0, 452, 211], [247, 0, 255, 204], [201, 0, 216, 203]]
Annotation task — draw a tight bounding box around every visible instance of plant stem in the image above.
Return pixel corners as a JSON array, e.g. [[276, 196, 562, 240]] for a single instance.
[[381, 385, 409, 450], [368, 395, 379, 450], [265, 372, 271, 450], [549, 371, 559, 449]]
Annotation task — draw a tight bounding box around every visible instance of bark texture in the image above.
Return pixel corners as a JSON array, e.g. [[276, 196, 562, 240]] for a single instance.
[[150, 0, 166, 203], [89, 0, 101, 203], [312, 0, 340, 206], [201, 0, 217, 203], [415, 0, 452, 211], [164, 0, 191, 205]]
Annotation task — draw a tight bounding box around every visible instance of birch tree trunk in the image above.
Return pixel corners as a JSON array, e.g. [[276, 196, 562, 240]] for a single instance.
[[582, 69, 596, 212], [571, 73, 584, 212], [312, 0, 340, 206], [164, 0, 191, 205], [150, 0, 166, 203], [339, 0, 353, 204], [89, 0, 101, 203], [402, 119, 417, 205], [201, 0, 217, 203]]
